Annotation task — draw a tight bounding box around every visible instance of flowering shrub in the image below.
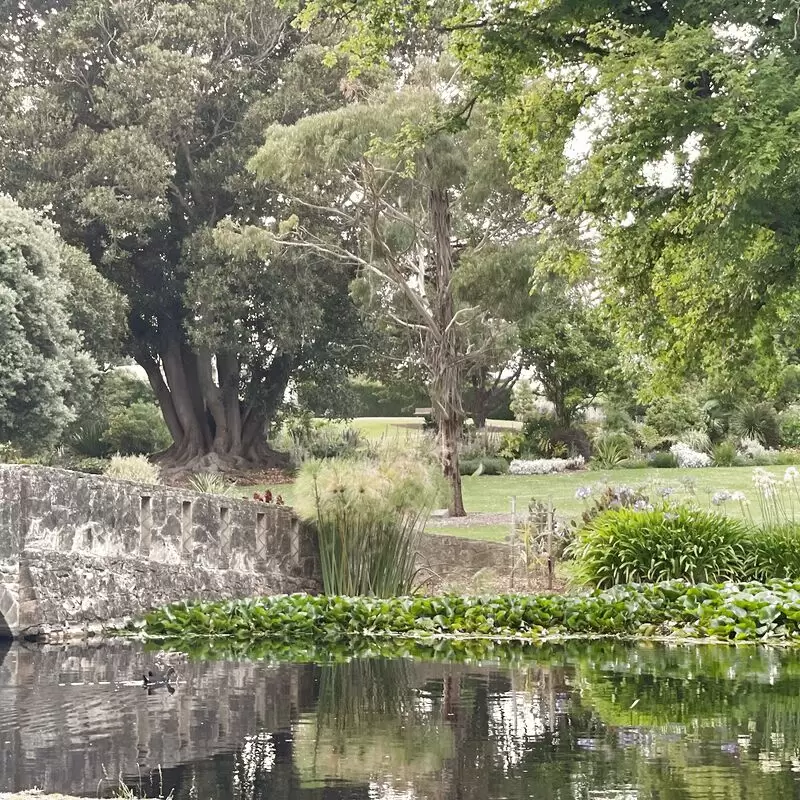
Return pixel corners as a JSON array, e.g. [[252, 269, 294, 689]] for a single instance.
[[670, 442, 712, 468], [739, 437, 779, 462], [508, 456, 585, 475]]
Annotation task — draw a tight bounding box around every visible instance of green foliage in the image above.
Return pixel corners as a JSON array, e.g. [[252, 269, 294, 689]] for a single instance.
[[497, 431, 525, 460], [294, 456, 441, 596], [188, 473, 235, 496], [104, 454, 160, 484], [644, 395, 705, 438], [279, 420, 365, 465], [69, 422, 111, 459], [459, 456, 509, 476], [649, 452, 678, 469], [0, 196, 96, 451], [517, 289, 619, 427], [103, 401, 171, 456], [749, 526, 800, 584], [571, 507, 751, 588], [73, 457, 108, 475], [572, 485, 651, 531], [141, 579, 800, 644], [731, 402, 782, 448], [712, 440, 738, 467], [780, 406, 800, 448], [591, 432, 633, 470], [0, 5, 367, 464], [0, 442, 23, 463], [67, 369, 163, 458], [309, 377, 429, 417]]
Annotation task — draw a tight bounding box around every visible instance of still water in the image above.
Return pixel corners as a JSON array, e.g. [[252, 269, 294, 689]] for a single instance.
[[1, 639, 800, 799]]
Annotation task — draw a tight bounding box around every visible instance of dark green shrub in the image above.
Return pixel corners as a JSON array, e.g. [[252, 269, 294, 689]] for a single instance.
[[551, 426, 592, 459], [571, 507, 750, 587], [521, 413, 558, 457], [644, 394, 704, 437], [731, 402, 781, 448], [712, 440, 737, 467], [69, 421, 113, 458], [459, 457, 509, 476], [305, 377, 429, 417], [104, 401, 171, 455], [650, 451, 678, 468], [779, 406, 800, 448]]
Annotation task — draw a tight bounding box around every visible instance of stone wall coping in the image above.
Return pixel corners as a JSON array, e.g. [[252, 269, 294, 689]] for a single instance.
[[0, 463, 298, 518]]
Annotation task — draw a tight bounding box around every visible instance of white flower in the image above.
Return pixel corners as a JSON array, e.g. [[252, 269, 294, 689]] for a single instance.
[[712, 490, 732, 506], [508, 456, 585, 475], [575, 486, 592, 500], [785, 466, 800, 484], [731, 491, 748, 503], [753, 467, 779, 498], [670, 442, 712, 468]]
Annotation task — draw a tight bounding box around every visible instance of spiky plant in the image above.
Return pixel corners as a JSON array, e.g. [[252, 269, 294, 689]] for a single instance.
[[188, 473, 234, 496]]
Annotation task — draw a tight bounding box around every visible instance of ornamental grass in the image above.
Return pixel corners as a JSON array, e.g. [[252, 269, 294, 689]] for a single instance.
[[294, 454, 443, 596]]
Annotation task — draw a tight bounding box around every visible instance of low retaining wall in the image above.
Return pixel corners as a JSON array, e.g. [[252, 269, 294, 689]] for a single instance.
[[0, 466, 321, 639]]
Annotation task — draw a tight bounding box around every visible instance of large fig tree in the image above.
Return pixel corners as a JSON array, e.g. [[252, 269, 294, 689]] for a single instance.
[[0, 0, 364, 470]]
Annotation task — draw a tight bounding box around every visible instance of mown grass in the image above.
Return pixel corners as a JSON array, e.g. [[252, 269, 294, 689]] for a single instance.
[[244, 465, 794, 533], [346, 416, 520, 441]]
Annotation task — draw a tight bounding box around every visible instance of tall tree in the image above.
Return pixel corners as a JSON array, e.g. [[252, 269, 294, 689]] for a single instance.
[[248, 78, 528, 515], [0, 1, 365, 470], [288, 0, 800, 382], [0, 196, 104, 451]]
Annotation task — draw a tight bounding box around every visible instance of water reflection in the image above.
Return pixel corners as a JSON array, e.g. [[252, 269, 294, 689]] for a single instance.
[[2, 640, 800, 798]]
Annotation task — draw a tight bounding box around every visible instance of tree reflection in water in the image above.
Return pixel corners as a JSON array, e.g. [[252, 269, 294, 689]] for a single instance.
[[92, 643, 800, 798]]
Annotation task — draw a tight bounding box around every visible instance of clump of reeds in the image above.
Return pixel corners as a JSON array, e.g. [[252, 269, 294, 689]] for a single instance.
[[294, 454, 443, 596]]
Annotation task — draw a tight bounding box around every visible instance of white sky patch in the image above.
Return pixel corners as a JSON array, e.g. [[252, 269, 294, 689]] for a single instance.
[[713, 21, 760, 53]]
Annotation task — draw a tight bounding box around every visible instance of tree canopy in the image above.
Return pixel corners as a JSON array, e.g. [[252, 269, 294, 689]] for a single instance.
[[0, 196, 100, 450], [0, 0, 367, 468], [289, 0, 800, 386]]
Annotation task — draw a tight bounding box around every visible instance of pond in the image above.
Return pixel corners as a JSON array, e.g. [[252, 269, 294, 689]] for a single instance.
[[1, 638, 800, 799]]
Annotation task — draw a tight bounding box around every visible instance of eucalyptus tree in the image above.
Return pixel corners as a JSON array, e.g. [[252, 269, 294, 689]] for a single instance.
[[247, 73, 531, 515], [288, 0, 800, 385], [0, 0, 365, 469]]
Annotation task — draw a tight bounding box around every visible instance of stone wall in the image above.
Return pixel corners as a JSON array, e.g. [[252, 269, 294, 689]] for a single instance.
[[0, 466, 321, 639]]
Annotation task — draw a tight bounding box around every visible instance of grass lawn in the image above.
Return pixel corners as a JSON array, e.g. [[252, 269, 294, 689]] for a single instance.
[[242, 463, 800, 542], [346, 416, 520, 441], [461, 465, 794, 522]]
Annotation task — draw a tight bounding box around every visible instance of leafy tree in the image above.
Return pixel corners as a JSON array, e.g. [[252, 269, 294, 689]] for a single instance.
[[290, 1, 800, 384], [0, 0, 366, 471], [456, 240, 619, 427], [0, 196, 97, 451], [248, 74, 531, 514]]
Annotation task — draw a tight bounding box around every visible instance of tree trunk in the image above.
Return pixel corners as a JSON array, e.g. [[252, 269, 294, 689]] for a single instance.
[[134, 324, 291, 473], [471, 374, 489, 430], [441, 412, 465, 517], [427, 181, 466, 517]]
